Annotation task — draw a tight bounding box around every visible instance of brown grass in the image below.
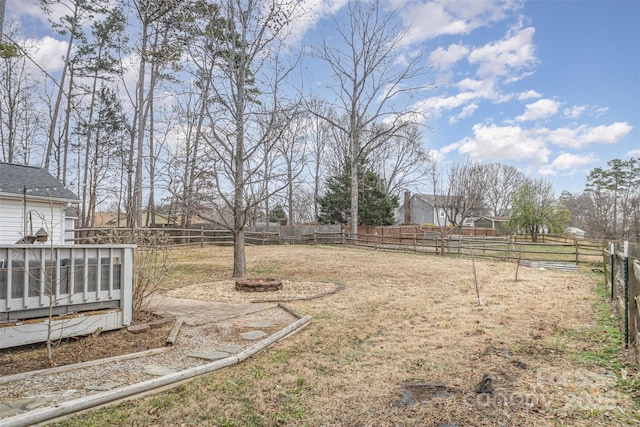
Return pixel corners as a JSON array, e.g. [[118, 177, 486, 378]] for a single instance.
[[55, 245, 638, 426]]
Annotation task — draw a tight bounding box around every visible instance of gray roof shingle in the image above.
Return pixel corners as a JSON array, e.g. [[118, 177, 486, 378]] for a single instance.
[[0, 162, 79, 202]]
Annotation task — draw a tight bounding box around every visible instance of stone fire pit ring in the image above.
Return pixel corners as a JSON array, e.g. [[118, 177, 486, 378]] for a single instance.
[[235, 278, 283, 292]]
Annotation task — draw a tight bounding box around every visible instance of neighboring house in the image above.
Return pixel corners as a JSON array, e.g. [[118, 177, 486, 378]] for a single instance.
[[0, 163, 79, 245], [566, 226, 586, 239], [107, 211, 178, 227], [407, 193, 460, 226], [92, 212, 120, 228], [464, 216, 509, 230], [64, 205, 79, 243]]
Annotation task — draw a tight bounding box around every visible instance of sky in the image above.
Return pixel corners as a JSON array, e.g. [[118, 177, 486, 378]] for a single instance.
[[375, 0, 639, 194], [5, 0, 640, 195]]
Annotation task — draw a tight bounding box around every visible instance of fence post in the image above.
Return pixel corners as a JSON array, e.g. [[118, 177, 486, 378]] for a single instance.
[[200, 225, 204, 248], [374, 232, 378, 250], [121, 246, 134, 326], [413, 234, 417, 252], [575, 239, 579, 264], [511, 235, 516, 261], [610, 242, 615, 300], [624, 241, 629, 349]]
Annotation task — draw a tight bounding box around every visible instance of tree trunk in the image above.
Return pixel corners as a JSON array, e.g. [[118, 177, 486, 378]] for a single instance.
[[44, 2, 78, 172], [232, 76, 246, 277], [132, 20, 149, 228], [349, 127, 360, 244], [232, 228, 246, 278]]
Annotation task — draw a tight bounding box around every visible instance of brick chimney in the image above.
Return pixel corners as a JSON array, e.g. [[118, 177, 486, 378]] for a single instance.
[[404, 191, 411, 224]]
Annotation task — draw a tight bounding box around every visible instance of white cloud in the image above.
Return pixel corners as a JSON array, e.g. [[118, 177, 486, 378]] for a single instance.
[[581, 122, 633, 144], [538, 153, 596, 176], [563, 105, 587, 119], [6, 0, 48, 25], [516, 98, 560, 122], [448, 121, 632, 166], [414, 91, 478, 117], [627, 148, 640, 157], [468, 25, 537, 79], [287, 0, 350, 42], [455, 123, 551, 164], [449, 103, 478, 124], [518, 90, 542, 100], [549, 153, 595, 170], [28, 36, 68, 73], [547, 122, 633, 148], [397, 0, 523, 45], [429, 43, 470, 70]]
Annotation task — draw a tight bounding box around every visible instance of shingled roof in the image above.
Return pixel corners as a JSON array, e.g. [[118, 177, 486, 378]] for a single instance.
[[0, 162, 79, 202]]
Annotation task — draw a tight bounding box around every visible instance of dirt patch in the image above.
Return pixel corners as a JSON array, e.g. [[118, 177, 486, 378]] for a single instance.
[[0, 312, 171, 377]]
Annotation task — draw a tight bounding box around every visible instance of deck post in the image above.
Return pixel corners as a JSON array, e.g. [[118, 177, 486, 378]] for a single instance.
[[121, 246, 134, 325]]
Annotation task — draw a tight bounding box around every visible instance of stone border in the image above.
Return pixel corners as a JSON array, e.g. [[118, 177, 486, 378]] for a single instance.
[[235, 278, 283, 292], [250, 281, 345, 303]]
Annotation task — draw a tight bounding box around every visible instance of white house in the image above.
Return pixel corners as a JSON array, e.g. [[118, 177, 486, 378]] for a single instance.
[[566, 226, 586, 239], [0, 162, 79, 245], [0, 163, 136, 350]]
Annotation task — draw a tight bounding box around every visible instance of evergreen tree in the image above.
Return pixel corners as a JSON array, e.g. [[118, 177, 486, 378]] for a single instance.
[[269, 204, 286, 223], [318, 167, 398, 226]]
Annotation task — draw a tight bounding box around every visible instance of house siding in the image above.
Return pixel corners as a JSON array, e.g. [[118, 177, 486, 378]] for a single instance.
[[0, 196, 67, 245], [410, 197, 435, 225], [409, 197, 453, 226]]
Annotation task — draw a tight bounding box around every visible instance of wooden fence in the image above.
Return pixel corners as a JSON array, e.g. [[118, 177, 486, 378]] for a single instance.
[[71, 225, 345, 247], [352, 229, 603, 264], [71, 226, 604, 266], [604, 241, 640, 363]]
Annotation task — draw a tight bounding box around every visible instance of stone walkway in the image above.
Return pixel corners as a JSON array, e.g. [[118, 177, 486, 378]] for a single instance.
[[0, 297, 298, 423]]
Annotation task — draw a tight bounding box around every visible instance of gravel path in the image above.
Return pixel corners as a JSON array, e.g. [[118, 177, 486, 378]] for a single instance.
[[0, 280, 342, 422], [0, 306, 299, 420]]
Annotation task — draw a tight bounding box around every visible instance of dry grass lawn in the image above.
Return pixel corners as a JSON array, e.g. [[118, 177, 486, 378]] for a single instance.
[[56, 245, 639, 426]]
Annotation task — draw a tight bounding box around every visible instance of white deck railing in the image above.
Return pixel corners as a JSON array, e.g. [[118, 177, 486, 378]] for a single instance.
[[0, 245, 134, 347]]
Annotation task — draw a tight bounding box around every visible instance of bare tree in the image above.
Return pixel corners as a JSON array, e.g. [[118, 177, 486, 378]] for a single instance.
[[367, 123, 431, 198], [40, 0, 105, 181], [0, 0, 5, 38], [483, 162, 525, 217], [431, 159, 487, 230], [201, 0, 301, 277], [312, 0, 428, 240], [127, 0, 182, 227], [275, 110, 306, 223], [303, 101, 334, 221], [0, 29, 42, 164]]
